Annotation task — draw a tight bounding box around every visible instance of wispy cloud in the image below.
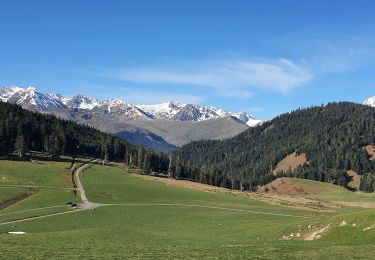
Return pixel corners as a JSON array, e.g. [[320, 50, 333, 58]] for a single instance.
[[105, 58, 312, 97], [278, 32, 375, 74]]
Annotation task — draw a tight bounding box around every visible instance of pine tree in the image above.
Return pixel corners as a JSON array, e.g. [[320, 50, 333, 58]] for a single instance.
[[143, 150, 151, 174], [168, 153, 176, 178], [124, 147, 129, 165], [15, 133, 26, 158], [137, 147, 144, 168], [101, 137, 110, 165], [175, 156, 182, 178]]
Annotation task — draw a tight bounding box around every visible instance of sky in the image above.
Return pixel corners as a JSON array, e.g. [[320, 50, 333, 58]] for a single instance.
[[1, 0, 375, 120]]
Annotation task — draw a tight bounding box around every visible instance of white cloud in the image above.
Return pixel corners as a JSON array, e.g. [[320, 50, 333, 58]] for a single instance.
[[107, 58, 312, 97]]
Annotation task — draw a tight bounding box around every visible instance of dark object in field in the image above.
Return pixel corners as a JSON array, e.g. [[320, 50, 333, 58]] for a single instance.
[[66, 202, 78, 207]]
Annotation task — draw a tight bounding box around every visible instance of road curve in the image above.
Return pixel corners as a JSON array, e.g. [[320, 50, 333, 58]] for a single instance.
[[0, 160, 100, 226], [74, 160, 100, 209]]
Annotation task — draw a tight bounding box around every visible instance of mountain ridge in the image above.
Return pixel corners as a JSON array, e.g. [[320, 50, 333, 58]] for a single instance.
[[0, 86, 261, 126]]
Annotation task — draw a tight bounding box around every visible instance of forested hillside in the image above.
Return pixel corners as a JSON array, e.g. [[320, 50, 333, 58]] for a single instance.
[[0, 101, 169, 174], [2, 101, 375, 193], [175, 102, 375, 192]]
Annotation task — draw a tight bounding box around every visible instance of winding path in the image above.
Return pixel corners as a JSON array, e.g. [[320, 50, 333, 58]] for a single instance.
[[73, 160, 100, 209]]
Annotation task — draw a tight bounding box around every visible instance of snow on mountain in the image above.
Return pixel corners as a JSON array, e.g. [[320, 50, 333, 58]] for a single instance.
[[138, 101, 261, 126], [0, 86, 24, 102], [92, 99, 150, 118], [363, 96, 375, 107], [137, 101, 186, 119], [65, 93, 100, 110], [0, 86, 262, 125], [229, 112, 262, 127], [0, 86, 66, 108]]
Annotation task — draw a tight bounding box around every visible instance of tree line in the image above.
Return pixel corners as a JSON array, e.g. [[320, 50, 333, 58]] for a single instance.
[[0, 101, 170, 174], [174, 102, 375, 192], [2, 101, 375, 193]]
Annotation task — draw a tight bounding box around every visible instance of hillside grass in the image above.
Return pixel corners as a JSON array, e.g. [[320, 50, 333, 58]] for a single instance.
[[284, 177, 375, 203], [0, 159, 78, 223], [0, 160, 374, 259]]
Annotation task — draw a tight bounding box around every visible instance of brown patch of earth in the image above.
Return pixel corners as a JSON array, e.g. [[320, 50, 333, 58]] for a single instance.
[[134, 174, 338, 211], [258, 177, 328, 195], [273, 152, 307, 175], [347, 170, 361, 190], [0, 190, 37, 210], [365, 145, 375, 160]]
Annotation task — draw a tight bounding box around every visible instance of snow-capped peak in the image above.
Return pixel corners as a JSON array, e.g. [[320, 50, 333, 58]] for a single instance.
[[137, 101, 186, 119], [25, 86, 37, 92], [0, 86, 262, 126], [0, 86, 66, 108], [66, 93, 100, 110], [137, 101, 261, 126], [363, 96, 375, 107], [0, 86, 24, 102], [103, 98, 126, 107]]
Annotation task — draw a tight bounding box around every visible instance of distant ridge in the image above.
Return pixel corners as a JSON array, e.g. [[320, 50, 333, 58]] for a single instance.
[[0, 86, 262, 126], [0, 86, 261, 150]]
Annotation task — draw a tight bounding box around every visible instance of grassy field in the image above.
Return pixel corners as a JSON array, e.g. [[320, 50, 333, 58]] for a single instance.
[[0, 160, 375, 259], [266, 177, 375, 203], [0, 158, 85, 224]]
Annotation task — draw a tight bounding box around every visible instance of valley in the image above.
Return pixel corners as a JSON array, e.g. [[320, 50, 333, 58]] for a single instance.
[[2, 2, 375, 259], [1, 158, 375, 259]]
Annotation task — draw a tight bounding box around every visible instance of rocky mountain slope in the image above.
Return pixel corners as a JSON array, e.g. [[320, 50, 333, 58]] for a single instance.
[[0, 86, 261, 150], [0, 86, 261, 125]]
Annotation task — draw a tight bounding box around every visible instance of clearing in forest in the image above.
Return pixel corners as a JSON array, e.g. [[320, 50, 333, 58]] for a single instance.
[[273, 152, 307, 175]]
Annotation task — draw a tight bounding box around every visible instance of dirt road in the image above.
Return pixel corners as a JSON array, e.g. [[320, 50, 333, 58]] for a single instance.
[[74, 160, 100, 209]]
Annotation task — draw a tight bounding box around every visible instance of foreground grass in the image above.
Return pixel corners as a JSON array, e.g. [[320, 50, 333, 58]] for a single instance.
[[0, 161, 374, 259], [0, 159, 77, 223]]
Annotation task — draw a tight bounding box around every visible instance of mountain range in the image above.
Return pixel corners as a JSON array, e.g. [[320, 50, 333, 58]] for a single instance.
[[0, 86, 261, 150], [2, 86, 373, 151]]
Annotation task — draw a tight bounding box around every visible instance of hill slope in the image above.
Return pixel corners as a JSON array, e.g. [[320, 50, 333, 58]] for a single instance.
[[175, 102, 375, 191]]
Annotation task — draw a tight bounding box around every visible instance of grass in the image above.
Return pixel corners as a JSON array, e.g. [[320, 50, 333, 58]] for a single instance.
[[0, 159, 78, 223], [285, 177, 375, 203], [0, 160, 374, 259]]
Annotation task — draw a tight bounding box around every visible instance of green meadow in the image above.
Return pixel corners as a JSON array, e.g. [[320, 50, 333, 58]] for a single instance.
[[0, 160, 375, 259]]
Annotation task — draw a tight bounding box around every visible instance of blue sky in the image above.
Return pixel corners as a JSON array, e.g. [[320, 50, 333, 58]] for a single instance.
[[1, 0, 375, 119]]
